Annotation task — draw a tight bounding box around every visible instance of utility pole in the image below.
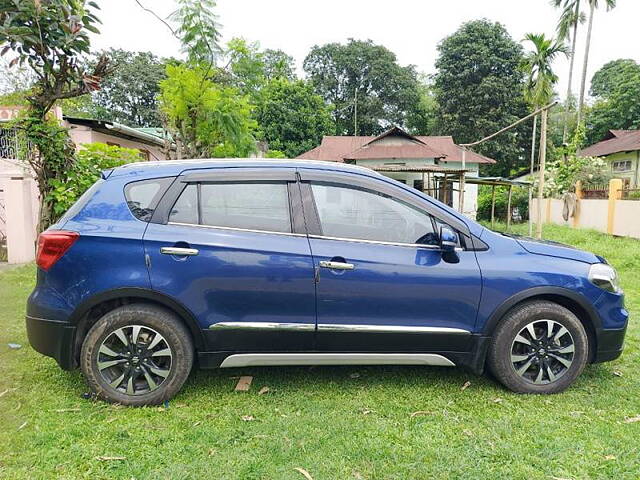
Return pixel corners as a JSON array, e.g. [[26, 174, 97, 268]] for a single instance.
[[353, 87, 358, 135], [536, 108, 548, 239], [528, 114, 538, 237], [460, 102, 556, 232]]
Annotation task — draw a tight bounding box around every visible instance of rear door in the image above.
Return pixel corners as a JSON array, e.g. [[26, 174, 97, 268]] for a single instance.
[[298, 170, 482, 353], [143, 168, 317, 352]]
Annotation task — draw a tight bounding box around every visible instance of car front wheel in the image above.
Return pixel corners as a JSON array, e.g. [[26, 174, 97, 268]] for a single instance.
[[488, 300, 589, 394], [80, 304, 194, 406]]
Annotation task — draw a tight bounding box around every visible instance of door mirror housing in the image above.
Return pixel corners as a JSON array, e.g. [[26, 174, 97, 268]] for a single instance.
[[439, 226, 458, 253]]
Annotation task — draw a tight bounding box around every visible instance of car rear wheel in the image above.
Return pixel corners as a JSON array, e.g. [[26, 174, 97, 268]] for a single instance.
[[488, 300, 589, 394], [80, 304, 194, 406]]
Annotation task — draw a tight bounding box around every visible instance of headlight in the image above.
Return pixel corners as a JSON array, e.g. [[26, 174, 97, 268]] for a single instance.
[[588, 263, 621, 293]]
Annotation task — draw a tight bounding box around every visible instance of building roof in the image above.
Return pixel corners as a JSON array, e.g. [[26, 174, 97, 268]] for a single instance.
[[580, 129, 640, 157], [63, 116, 166, 147], [297, 127, 496, 164], [372, 164, 468, 174]]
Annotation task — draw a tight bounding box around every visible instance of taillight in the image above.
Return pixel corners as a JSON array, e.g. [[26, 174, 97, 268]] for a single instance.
[[36, 230, 79, 271]]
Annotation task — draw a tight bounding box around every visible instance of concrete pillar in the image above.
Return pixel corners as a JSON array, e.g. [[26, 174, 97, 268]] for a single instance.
[[607, 178, 623, 235], [4, 176, 37, 263], [573, 180, 582, 228]]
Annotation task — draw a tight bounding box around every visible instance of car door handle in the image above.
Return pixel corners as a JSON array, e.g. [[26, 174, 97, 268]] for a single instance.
[[160, 247, 199, 256], [319, 260, 354, 270]]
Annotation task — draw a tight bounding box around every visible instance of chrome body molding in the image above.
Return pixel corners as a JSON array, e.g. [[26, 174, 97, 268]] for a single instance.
[[317, 324, 470, 334], [219, 353, 456, 368], [210, 321, 315, 331], [209, 322, 471, 335]]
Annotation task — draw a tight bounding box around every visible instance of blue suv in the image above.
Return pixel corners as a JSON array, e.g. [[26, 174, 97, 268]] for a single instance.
[[26, 160, 628, 405]]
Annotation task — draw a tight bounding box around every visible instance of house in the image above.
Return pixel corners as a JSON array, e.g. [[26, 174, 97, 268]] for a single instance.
[[297, 126, 496, 217], [580, 129, 640, 188], [0, 105, 169, 263]]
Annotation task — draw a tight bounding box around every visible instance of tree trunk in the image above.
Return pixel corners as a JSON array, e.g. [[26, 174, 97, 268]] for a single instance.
[[528, 114, 538, 236], [577, 1, 595, 126], [562, 0, 581, 143], [536, 109, 548, 239]]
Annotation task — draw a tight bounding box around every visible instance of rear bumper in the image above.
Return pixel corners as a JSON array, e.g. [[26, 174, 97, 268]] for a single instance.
[[25, 315, 76, 370], [593, 326, 627, 363]]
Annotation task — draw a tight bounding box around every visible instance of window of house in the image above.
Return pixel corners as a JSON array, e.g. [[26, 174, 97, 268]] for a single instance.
[[139, 149, 150, 162], [311, 183, 438, 245], [612, 160, 632, 172], [169, 182, 292, 233]]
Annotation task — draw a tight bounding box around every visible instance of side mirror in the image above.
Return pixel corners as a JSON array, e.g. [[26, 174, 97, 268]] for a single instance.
[[439, 226, 458, 253]]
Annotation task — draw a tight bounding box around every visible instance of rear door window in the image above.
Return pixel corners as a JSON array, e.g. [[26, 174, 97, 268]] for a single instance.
[[168, 182, 292, 234]]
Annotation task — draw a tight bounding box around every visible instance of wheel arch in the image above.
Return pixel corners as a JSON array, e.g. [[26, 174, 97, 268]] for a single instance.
[[70, 288, 205, 366], [482, 286, 601, 360]]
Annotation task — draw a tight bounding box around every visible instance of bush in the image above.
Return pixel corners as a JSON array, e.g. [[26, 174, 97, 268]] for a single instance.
[[47, 143, 141, 218], [477, 185, 529, 222]]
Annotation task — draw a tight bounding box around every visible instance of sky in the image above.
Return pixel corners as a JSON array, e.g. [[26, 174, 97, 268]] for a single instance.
[[92, 0, 639, 102]]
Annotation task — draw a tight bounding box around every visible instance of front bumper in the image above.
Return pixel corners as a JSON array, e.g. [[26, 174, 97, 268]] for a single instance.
[[26, 315, 77, 370], [593, 326, 627, 363]]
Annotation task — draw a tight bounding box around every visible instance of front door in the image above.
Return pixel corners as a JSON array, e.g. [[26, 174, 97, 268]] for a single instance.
[[300, 175, 482, 353], [143, 169, 316, 352]]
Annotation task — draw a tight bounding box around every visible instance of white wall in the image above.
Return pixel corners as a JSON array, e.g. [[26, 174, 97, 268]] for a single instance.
[[613, 200, 640, 238], [531, 197, 640, 240]]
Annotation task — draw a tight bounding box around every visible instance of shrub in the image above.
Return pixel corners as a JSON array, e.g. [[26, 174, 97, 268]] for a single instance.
[[47, 143, 141, 217], [477, 185, 530, 222]]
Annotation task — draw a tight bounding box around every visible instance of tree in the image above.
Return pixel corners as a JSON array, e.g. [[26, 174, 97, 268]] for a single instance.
[[433, 20, 530, 176], [220, 38, 267, 103], [521, 33, 567, 237], [522, 34, 567, 109], [262, 49, 295, 81], [585, 59, 640, 144], [576, 0, 616, 125], [0, 56, 35, 95], [90, 49, 168, 127], [170, 0, 221, 66], [255, 79, 334, 158], [589, 58, 640, 98], [303, 39, 421, 135], [553, 0, 585, 142], [406, 75, 438, 135], [159, 64, 256, 159], [0, 0, 112, 230]]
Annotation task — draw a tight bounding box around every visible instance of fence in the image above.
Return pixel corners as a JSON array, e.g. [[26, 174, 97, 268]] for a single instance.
[[531, 179, 640, 240]]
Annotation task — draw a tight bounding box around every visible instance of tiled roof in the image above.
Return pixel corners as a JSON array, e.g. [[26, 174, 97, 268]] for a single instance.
[[580, 130, 640, 157], [297, 128, 495, 164]]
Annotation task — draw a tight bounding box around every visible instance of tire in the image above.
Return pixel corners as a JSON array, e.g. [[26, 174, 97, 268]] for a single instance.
[[80, 303, 194, 406], [488, 300, 589, 394]]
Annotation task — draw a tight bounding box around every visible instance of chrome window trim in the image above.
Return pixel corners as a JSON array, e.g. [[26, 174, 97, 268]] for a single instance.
[[167, 221, 307, 238], [219, 353, 456, 368], [310, 234, 442, 250], [210, 321, 470, 335]]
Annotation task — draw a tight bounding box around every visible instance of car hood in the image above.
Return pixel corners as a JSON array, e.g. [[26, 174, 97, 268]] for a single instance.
[[508, 234, 602, 264]]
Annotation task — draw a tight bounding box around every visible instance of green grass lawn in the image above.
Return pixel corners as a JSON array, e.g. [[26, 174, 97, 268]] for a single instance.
[[1, 224, 639, 479]]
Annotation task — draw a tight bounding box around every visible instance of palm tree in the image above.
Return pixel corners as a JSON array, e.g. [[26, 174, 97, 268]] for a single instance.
[[553, 0, 585, 142], [522, 33, 569, 237], [576, 0, 616, 126]]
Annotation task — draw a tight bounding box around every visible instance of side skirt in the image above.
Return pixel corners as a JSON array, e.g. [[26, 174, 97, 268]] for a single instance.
[[217, 353, 456, 368]]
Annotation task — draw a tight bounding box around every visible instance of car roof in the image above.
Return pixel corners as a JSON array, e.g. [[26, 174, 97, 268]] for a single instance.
[[107, 158, 382, 179]]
